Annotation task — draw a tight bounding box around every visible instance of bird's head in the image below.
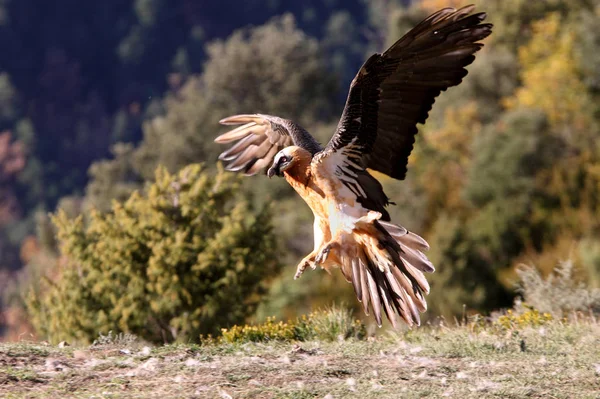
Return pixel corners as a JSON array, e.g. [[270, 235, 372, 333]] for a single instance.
[[267, 147, 297, 178]]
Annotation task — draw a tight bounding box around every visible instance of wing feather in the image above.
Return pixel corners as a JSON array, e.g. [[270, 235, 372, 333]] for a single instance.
[[321, 5, 491, 180], [215, 114, 322, 176], [218, 134, 263, 161]]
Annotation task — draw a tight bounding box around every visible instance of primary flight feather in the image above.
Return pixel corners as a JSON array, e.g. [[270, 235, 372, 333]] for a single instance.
[[215, 5, 492, 327]]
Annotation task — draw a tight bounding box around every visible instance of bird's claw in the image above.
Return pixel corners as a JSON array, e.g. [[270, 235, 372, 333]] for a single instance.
[[294, 260, 316, 280], [315, 245, 331, 264]]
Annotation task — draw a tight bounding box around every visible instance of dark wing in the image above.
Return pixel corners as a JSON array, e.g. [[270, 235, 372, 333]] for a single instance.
[[323, 5, 492, 180], [215, 114, 322, 176]]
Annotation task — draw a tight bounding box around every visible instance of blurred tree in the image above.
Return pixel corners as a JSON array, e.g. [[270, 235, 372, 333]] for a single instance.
[[0, 131, 25, 224], [203, 14, 338, 126], [1, 0, 372, 338], [322, 10, 366, 91], [576, 4, 600, 104], [504, 13, 593, 142], [429, 48, 519, 124], [85, 143, 143, 212], [476, 0, 596, 52], [0, 73, 18, 126], [0, 131, 26, 274], [12, 0, 600, 337], [420, 0, 466, 11], [84, 13, 338, 215], [466, 110, 563, 263], [424, 214, 512, 316], [27, 164, 280, 343], [78, 16, 346, 322]]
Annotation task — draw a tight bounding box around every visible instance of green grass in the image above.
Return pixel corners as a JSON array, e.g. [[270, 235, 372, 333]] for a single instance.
[[2, 318, 600, 398]]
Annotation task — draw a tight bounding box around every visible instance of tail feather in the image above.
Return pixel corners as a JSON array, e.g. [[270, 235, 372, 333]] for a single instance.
[[366, 263, 383, 326], [385, 269, 419, 324], [357, 249, 372, 316], [374, 268, 398, 328], [380, 220, 430, 251], [341, 219, 434, 327]]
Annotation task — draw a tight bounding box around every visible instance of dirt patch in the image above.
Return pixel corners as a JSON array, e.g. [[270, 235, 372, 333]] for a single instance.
[[2, 322, 600, 398]]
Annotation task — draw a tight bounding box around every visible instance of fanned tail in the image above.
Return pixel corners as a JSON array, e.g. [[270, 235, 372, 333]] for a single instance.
[[339, 216, 434, 328]]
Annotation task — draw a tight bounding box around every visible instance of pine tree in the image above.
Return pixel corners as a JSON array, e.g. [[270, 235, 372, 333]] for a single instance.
[[27, 164, 280, 343]]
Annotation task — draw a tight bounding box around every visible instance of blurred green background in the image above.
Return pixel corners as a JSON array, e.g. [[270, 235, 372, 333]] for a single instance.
[[2, 0, 600, 343]]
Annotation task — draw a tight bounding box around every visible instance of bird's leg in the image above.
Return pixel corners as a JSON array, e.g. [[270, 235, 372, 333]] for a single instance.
[[315, 240, 341, 265], [294, 253, 318, 280]]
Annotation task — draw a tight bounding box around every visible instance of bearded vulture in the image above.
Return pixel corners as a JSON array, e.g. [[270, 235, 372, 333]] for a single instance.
[[214, 5, 491, 327]]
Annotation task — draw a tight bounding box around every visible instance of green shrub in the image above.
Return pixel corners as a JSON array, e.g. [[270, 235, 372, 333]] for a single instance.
[[494, 307, 554, 331], [294, 307, 366, 342], [218, 306, 366, 344], [220, 317, 297, 343], [517, 260, 600, 317], [26, 164, 280, 344]]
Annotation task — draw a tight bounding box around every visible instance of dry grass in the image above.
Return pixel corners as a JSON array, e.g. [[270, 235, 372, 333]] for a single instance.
[[2, 318, 600, 398]]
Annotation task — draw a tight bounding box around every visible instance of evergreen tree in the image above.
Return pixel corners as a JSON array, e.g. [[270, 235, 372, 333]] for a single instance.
[[27, 164, 280, 343]]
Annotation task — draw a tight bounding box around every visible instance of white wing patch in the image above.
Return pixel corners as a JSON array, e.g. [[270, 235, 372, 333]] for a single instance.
[[312, 141, 377, 236]]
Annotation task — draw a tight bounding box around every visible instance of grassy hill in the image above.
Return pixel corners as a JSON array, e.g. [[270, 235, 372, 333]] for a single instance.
[[2, 316, 600, 399]]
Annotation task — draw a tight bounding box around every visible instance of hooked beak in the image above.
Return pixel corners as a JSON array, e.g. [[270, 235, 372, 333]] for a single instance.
[[268, 156, 290, 178], [267, 165, 278, 178]]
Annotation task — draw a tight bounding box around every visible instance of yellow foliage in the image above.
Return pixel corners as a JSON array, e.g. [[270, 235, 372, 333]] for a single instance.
[[427, 102, 481, 166], [504, 13, 592, 131], [220, 317, 297, 343], [416, 102, 481, 215], [217, 307, 366, 344], [494, 308, 553, 331], [419, 0, 470, 13]]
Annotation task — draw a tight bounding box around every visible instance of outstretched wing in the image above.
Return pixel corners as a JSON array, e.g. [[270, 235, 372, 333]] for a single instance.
[[323, 5, 492, 180], [215, 114, 322, 176]]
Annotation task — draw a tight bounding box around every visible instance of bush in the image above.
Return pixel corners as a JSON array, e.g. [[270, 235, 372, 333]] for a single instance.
[[516, 260, 600, 317], [494, 307, 553, 331], [294, 306, 366, 342], [218, 306, 366, 344], [26, 164, 280, 344], [219, 317, 297, 343]]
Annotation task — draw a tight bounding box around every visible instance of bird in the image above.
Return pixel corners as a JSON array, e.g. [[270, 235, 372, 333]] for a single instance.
[[214, 5, 492, 328]]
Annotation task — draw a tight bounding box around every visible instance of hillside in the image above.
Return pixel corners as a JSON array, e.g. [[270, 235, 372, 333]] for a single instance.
[[2, 319, 599, 398]]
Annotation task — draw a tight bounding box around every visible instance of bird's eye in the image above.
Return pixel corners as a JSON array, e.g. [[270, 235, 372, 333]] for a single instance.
[[280, 156, 289, 164]]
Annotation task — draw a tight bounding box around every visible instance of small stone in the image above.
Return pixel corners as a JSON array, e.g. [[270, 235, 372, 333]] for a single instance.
[[72, 350, 89, 360], [58, 341, 69, 348], [346, 377, 356, 392], [280, 355, 291, 364], [45, 358, 69, 372], [140, 346, 152, 356], [184, 358, 200, 367], [218, 388, 233, 399], [141, 357, 159, 371]]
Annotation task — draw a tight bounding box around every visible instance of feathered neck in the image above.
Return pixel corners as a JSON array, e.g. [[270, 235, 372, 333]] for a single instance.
[[283, 147, 313, 187]]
